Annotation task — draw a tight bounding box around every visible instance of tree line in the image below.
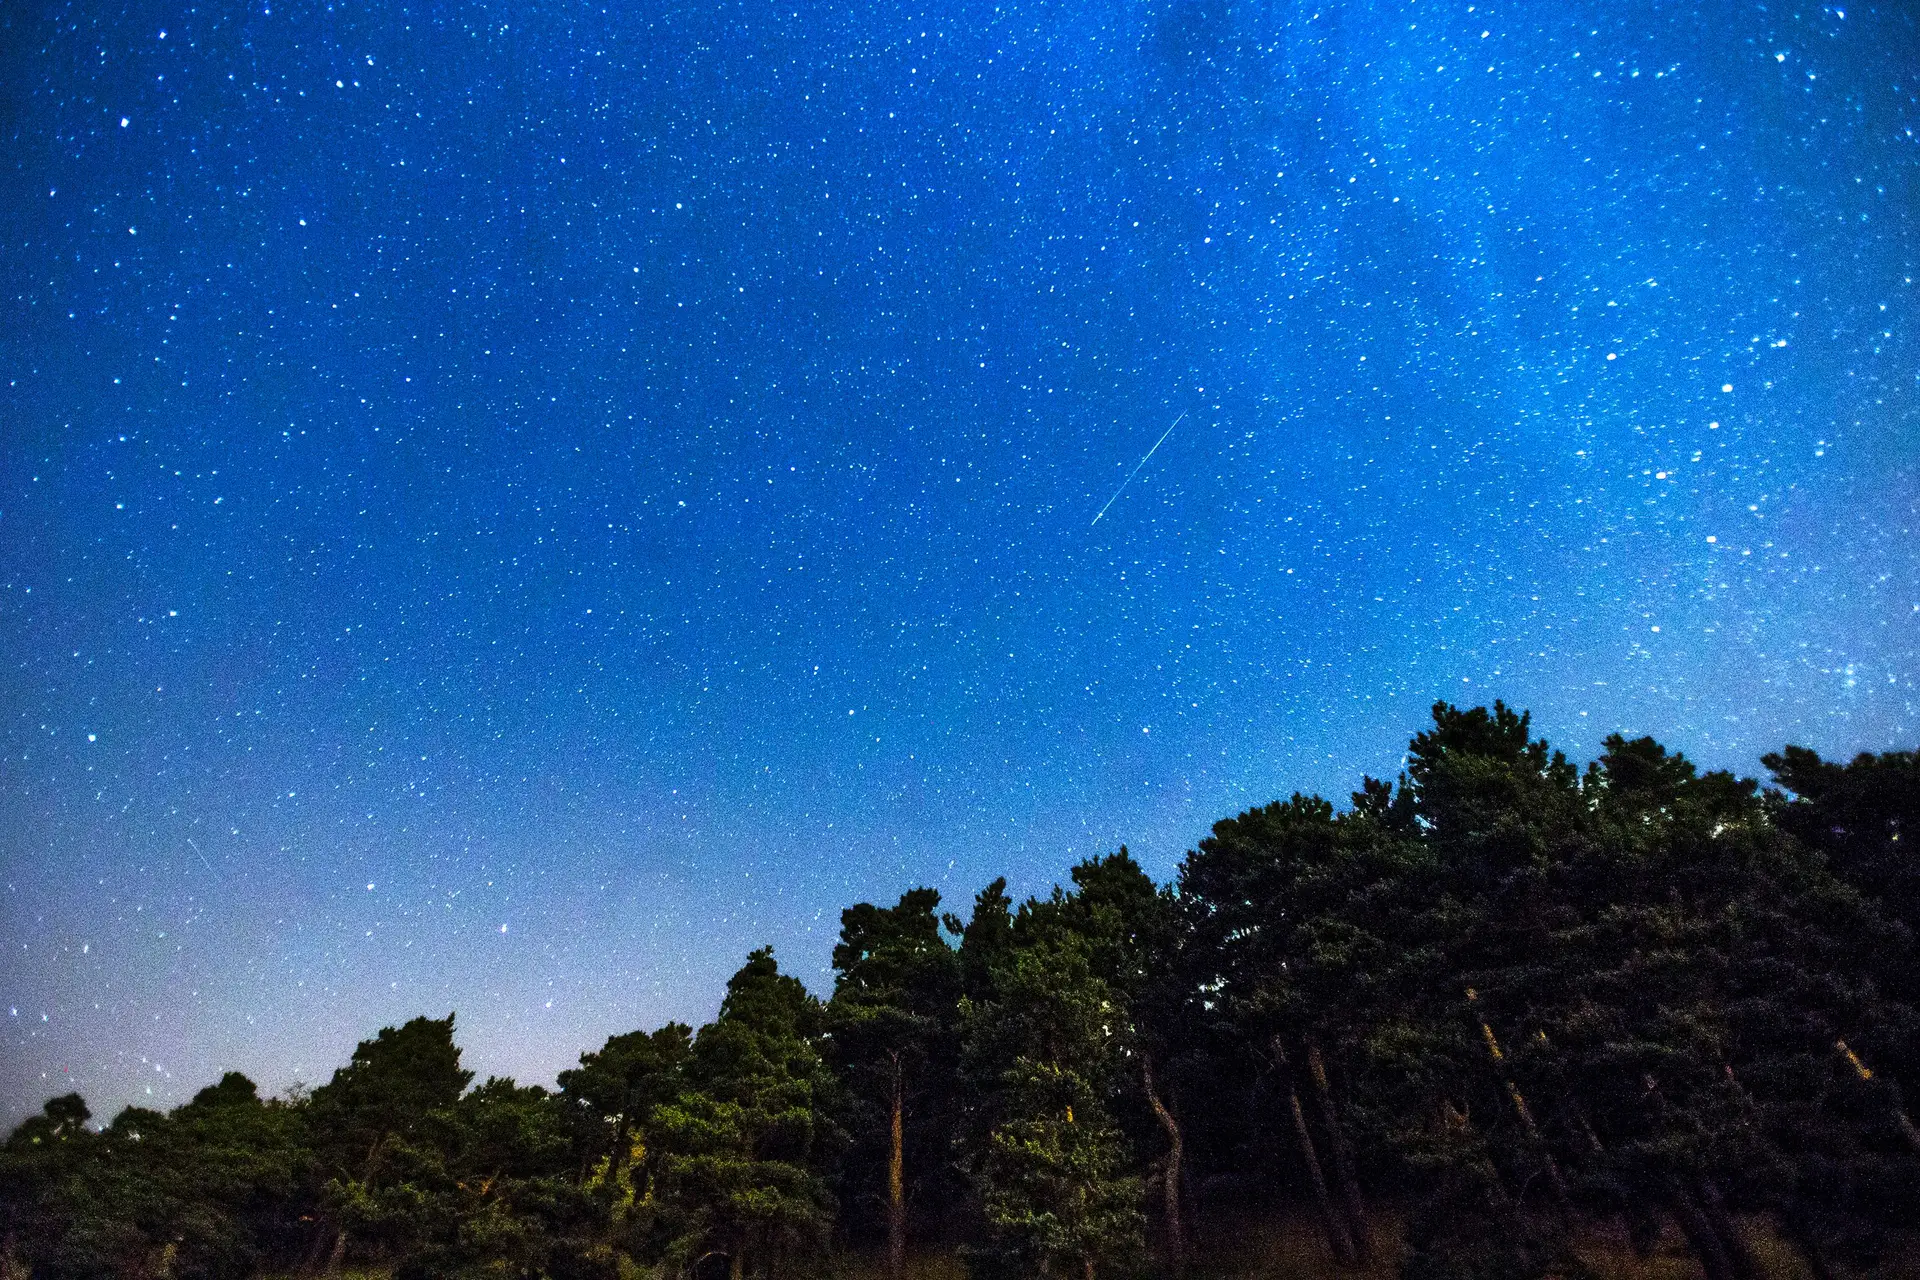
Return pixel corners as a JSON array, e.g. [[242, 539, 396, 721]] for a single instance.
[[5, 702, 1920, 1279]]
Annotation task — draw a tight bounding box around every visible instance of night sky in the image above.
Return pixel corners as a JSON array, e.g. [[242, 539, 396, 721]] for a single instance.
[[3, 0, 1916, 1126]]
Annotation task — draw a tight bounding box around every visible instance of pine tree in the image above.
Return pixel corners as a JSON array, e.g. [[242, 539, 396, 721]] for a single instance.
[[1047, 850, 1192, 1271], [558, 1022, 692, 1209], [826, 887, 963, 1277], [961, 932, 1143, 1280], [647, 948, 836, 1280], [307, 1013, 475, 1269]]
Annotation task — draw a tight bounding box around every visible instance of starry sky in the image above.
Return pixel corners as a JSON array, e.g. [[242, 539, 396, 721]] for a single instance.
[[2, 0, 1916, 1125]]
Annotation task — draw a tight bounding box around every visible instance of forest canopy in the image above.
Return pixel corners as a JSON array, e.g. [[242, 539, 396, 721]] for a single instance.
[[6, 703, 1920, 1280]]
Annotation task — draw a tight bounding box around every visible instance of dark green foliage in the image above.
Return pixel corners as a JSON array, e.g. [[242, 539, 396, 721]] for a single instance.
[[952, 877, 1016, 1003], [826, 888, 964, 1251], [1766, 745, 1920, 1045], [307, 1013, 476, 1268], [643, 948, 837, 1279], [310, 1013, 474, 1165], [4, 703, 1919, 1279], [300, 1017, 614, 1279], [560, 1024, 692, 1156], [559, 1020, 693, 1217], [1173, 704, 1920, 1276], [382, 1078, 615, 1280], [961, 932, 1144, 1280], [1765, 746, 1920, 918], [0, 1081, 309, 1280]]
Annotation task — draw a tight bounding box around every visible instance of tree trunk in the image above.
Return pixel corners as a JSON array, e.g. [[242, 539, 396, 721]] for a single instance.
[[1571, 1103, 1604, 1156], [1695, 1179, 1764, 1280], [1275, 1037, 1355, 1264], [295, 1222, 332, 1276], [1465, 989, 1570, 1209], [888, 1051, 907, 1280], [730, 1248, 745, 1280], [1669, 1184, 1738, 1280], [1836, 1039, 1920, 1155], [601, 1110, 635, 1191], [1305, 1037, 1370, 1261], [1082, 1256, 1096, 1280], [1142, 1053, 1187, 1276]]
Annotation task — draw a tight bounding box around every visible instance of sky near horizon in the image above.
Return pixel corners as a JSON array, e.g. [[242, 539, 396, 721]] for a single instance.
[[2, 0, 1916, 1125]]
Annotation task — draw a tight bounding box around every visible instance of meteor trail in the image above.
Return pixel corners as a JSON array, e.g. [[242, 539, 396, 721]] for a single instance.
[[1091, 411, 1186, 526]]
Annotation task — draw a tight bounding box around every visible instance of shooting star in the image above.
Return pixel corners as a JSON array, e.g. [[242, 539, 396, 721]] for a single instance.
[[186, 836, 215, 874], [1091, 411, 1187, 526]]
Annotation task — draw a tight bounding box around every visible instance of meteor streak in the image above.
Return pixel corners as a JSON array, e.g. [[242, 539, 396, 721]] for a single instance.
[[1091, 411, 1187, 526]]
